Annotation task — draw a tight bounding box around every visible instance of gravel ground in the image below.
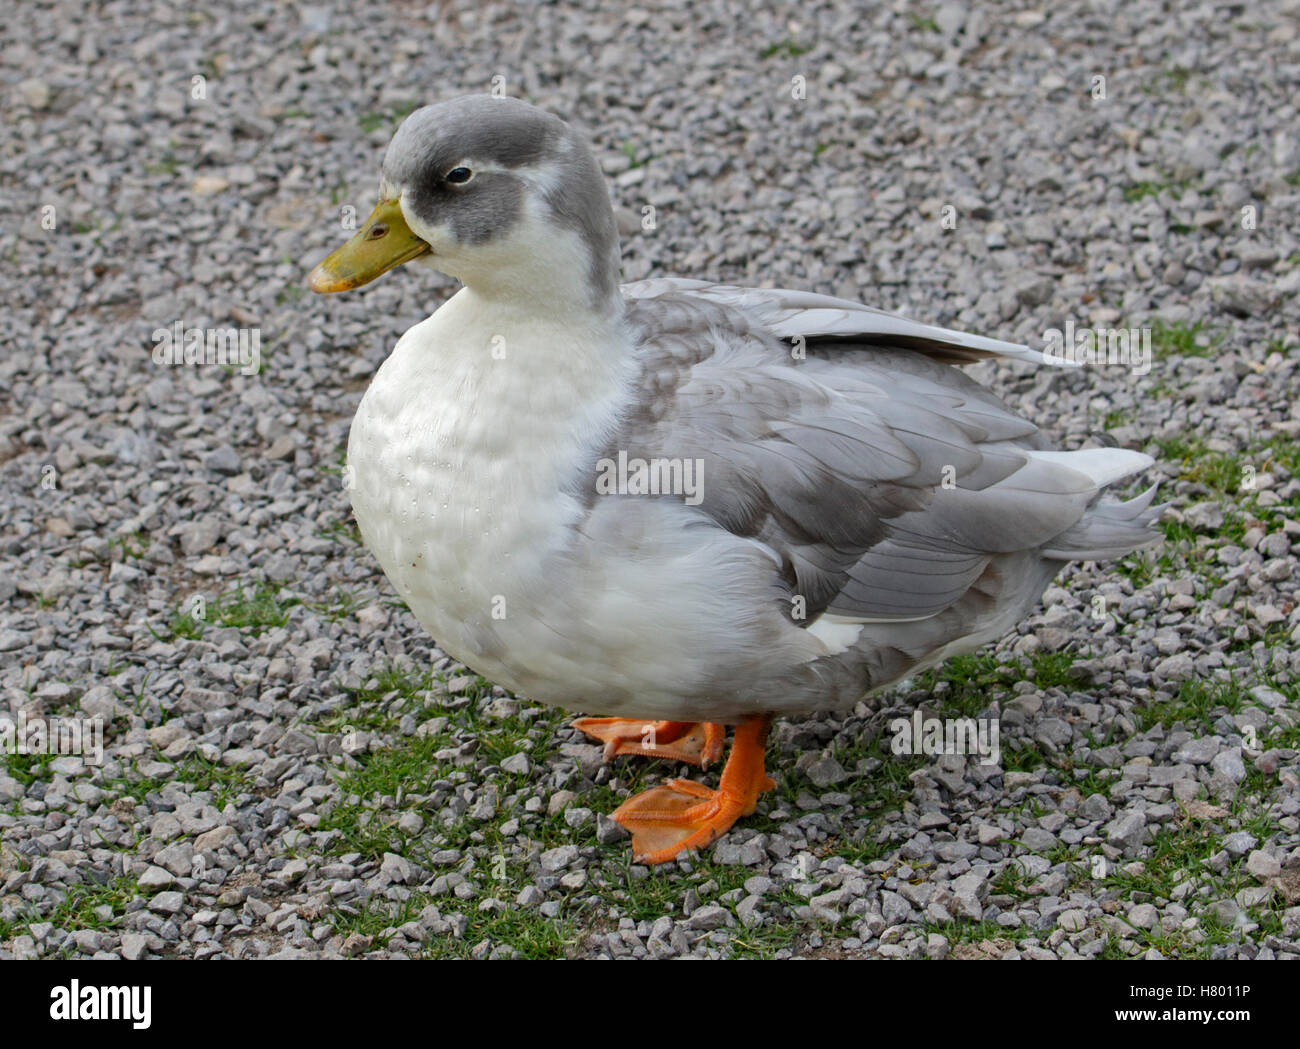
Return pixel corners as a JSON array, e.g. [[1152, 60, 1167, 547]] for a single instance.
[[2, 0, 1299, 960]]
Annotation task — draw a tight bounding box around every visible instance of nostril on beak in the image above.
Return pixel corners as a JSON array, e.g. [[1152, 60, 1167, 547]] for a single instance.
[[367, 223, 389, 240]]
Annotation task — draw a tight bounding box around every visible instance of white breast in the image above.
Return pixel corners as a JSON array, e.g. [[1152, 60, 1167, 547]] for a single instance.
[[346, 288, 631, 684], [346, 287, 829, 720]]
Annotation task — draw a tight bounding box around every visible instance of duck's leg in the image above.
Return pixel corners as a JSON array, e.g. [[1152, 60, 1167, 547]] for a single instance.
[[572, 717, 725, 768], [610, 714, 775, 865]]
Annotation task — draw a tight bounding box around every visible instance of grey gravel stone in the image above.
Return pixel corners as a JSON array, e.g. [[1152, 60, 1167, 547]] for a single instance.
[[138, 866, 174, 891], [1173, 738, 1220, 765], [687, 905, 734, 931], [806, 756, 848, 787], [736, 895, 764, 929], [1245, 851, 1281, 880], [1211, 749, 1246, 783], [148, 892, 185, 915], [1223, 832, 1258, 856], [120, 933, 148, 960], [1106, 810, 1148, 850], [500, 753, 531, 775], [539, 845, 579, 873]]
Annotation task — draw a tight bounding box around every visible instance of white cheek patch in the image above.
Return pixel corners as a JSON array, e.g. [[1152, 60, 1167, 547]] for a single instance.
[[386, 187, 448, 250]]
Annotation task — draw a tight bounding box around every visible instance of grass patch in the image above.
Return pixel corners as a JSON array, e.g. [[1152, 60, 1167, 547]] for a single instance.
[[358, 101, 418, 135], [1153, 435, 1244, 494], [0, 876, 141, 945], [420, 905, 578, 960], [108, 531, 150, 562], [309, 588, 366, 624], [1, 750, 58, 787], [1133, 677, 1248, 733], [1150, 320, 1222, 359], [163, 581, 301, 639], [317, 517, 363, 547], [1123, 173, 1194, 203], [144, 152, 180, 177], [759, 38, 810, 58], [1073, 820, 1286, 959], [904, 651, 1080, 718], [102, 755, 253, 810], [620, 140, 652, 169]]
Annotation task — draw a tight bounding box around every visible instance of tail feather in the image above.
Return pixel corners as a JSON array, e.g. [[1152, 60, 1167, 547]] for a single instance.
[[1042, 482, 1166, 560]]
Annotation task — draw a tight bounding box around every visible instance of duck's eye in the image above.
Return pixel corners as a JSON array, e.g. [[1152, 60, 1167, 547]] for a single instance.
[[445, 167, 473, 184]]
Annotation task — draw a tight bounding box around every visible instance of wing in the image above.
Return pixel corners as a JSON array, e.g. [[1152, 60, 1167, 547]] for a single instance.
[[614, 281, 1154, 626], [622, 277, 1068, 366]]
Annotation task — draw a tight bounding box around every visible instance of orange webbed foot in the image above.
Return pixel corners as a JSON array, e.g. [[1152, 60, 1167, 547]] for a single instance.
[[608, 714, 775, 865], [572, 717, 726, 768]]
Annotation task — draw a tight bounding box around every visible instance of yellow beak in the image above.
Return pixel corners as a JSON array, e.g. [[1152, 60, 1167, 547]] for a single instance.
[[307, 198, 431, 293]]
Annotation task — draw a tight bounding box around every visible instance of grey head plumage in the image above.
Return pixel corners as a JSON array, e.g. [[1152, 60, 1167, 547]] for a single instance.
[[378, 95, 622, 305]]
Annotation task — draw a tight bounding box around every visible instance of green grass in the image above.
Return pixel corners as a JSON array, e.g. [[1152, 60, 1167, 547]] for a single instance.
[[1029, 651, 1081, 689], [0, 876, 141, 947], [1123, 173, 1194, 203], [317, 518, 363, 547], [308, 666, 594, 957], [309, 588, 366, 624], [1132, 676, 1249, 733], [1154, 435, 1245, 494], [759, 38, 809, 58], [308, 660, 879, 957], [103, 755, 254, 810], [163, 581, 301, 639], [292, 639, 1294, 959], [1072, 820, 1287, 959], [620, 140, 652, 169], [107, 531, 149, 562], [1145, 430, 1296, 585], [358, 101, 418, 135], [1001, 740, 1048, 773], [312, 668, 569, 864], [1, 750, 58, 786], [1150, 320, 1222, 359], [420, 906, 579, 959], [144, 152, 180, 176], [1262, 434, 1300, 478], [923, 917, 1035, 949], [903, 651, 1080, 717]]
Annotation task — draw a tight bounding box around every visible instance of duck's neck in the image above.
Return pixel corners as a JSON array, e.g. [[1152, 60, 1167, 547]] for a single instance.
[[396, 280, 633, 471], [439, 281, 629, 379], [431, 196, 624, 322]]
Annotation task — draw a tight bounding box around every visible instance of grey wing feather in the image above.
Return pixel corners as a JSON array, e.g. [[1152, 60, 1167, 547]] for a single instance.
[[616, 282, 1159, 627], [623, 278, 1069, 366]]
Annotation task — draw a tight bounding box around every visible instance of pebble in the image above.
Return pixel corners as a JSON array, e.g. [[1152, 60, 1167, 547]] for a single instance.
[[1245, 851, 1281, 880]]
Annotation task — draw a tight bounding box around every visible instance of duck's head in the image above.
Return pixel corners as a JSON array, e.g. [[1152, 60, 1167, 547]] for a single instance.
[[308, 95, 621, 311]]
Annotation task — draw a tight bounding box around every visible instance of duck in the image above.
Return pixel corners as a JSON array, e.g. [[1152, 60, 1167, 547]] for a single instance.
[[308, 95, 1161, 865]]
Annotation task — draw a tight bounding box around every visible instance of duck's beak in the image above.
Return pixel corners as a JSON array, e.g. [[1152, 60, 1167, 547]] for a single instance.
[[308, 198, 432, 293]]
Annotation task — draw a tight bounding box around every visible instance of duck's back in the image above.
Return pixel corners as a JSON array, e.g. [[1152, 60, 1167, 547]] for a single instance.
[[580, 280, 1163, 718]]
